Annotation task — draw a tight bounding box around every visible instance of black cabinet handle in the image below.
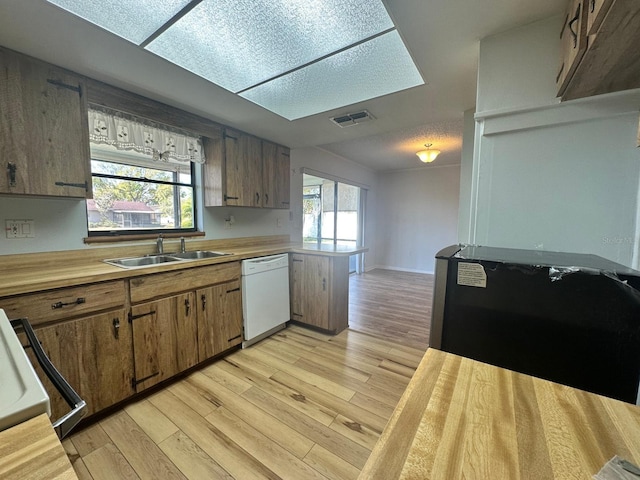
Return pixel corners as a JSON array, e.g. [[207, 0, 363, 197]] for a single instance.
[[568, 4, 581, 48], [185, 298, 191, 316], [52, 297, 85, 310], [128, 310, 156, 322], [201, 294, 207, 311], [224, 194, 239, 201], [323, 278, 326, 291], [256, 192, 260, 204], [46, 78, 81, 94], [113, 318, 120, 339], [7, 163, 17, 187], [55, 181, 88, 192]]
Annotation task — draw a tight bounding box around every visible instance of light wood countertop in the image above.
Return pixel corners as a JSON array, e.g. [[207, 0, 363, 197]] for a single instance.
[[360, 348, 640, 479], [0, 236, 367, 297], [0, 413, 76, 480]]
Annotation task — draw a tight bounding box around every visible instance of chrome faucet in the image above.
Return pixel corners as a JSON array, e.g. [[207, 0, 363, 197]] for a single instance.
[[180, 237, 186, 253], [156, 234, 164, 254]]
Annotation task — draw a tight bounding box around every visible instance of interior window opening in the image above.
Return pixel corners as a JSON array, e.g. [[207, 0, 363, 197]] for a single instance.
[[303, 173, 365, 273]]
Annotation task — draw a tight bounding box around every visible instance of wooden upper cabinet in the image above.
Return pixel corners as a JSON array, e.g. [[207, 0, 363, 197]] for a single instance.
[[556, 0, 588, 97], [263, 141, 290, 209], [560, 0, 640, 100], [203, 128, 290, 209], [225, 128, 263, 207], [0, 47, 91, 197]]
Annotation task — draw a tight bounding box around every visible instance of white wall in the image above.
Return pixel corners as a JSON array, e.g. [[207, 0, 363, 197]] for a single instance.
[[470, 16, 640, 268], [0, 165, 293, 255], [375, 166, 460, 274], [476, 15, 562, 113], [458, 108, 475, 243]]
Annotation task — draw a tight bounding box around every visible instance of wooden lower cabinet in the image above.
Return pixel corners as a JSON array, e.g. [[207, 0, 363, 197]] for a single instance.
[[28, 309, 134, 420], [130, 292, 198, 392], [197, 279, 243, 360], [290, 253, 349, 334]]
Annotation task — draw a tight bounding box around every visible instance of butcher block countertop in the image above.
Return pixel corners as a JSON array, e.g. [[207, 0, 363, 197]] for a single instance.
[[0, 413, 77, 480], [360, 348, 640, 480], [0, 235, 367, 297]]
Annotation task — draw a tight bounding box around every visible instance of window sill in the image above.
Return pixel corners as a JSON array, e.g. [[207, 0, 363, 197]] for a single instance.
[[84, 231, 205, 244]]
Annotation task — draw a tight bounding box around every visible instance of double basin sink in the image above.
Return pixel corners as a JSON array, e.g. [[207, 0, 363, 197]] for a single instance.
[[104, 250, 231, 269]]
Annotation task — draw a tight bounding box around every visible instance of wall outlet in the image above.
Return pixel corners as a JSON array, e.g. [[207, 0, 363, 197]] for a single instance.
[[276, 217, 283, 228], [5, 219, 35, 238]]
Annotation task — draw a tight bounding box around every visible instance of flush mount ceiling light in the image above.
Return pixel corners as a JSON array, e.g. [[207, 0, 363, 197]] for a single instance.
[[416, 143, 440, 163], [47, 0, 424, 120]]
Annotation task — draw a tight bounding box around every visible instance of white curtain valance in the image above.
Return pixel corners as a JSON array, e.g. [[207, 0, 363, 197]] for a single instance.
[[88, 108, 204, 164]]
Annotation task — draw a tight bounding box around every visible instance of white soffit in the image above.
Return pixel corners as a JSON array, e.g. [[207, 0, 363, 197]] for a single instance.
[[46, 0, 424, 121]]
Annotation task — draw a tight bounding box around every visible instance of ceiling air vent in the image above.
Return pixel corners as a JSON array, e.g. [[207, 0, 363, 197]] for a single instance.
[[330, 110, 375, 128]]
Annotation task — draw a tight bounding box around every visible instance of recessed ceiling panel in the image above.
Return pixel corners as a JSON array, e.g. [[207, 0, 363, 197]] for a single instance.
[[47, 0, 192, 45], [240, 31, 424, 120], [145, 0, 394, 93]]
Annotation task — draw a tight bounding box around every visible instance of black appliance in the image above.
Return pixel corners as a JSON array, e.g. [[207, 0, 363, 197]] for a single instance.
[[431, 245, 640, 403]]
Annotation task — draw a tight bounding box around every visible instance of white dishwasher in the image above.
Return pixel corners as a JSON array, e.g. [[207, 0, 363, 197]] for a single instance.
[[241, 254, 290, 348]]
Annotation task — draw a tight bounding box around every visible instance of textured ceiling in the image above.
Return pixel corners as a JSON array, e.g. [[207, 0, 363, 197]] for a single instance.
[[0, 0, 564, 171]]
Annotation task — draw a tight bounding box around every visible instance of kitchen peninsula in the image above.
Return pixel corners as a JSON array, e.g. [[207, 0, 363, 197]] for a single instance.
[[360, 348, 640, 479]]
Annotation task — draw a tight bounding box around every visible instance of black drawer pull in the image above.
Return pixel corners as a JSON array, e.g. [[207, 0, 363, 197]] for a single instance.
[[227, 287, 240, 294], [52, 297, 85, 309], [128, 310, 156, 322]]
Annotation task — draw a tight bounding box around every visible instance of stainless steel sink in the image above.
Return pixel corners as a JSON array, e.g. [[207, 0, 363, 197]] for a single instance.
[[104, 251, 232, 268], [170, 250, 231, 260], [104, 254, 184, 268]]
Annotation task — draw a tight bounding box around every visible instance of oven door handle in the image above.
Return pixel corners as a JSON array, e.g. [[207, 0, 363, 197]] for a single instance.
[[10, 317, 87, 439]]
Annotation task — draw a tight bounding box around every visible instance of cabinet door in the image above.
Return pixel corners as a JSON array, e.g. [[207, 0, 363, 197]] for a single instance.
[[197, 280, 243, 360], [263, 142, 291, 209], [0, 48, 91, 197], [290, 254, 305, 320], [130, 292, 198, 392], [224, 128, 262, 207], [274, 145, 291, 209], [25, 310, 133, 420], [290, 254, 329, 329], [262, 141, 277, 208], [556, 0, 588, 96]]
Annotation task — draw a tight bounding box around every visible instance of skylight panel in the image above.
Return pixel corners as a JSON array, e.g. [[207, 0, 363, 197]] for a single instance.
[[145, 0, 395, 93], [47, 0, 192, 45], [240, 30, 424, 120]]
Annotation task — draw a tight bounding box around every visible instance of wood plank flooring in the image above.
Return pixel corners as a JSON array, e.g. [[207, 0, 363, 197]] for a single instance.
[[63, 269, 433, 479]]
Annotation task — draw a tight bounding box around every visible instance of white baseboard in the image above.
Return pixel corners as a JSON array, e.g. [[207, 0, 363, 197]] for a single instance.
[[365, 264, 434, 275]]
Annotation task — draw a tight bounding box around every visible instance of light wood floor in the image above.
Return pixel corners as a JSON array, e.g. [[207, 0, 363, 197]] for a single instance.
[[63, 269, 433, 480]]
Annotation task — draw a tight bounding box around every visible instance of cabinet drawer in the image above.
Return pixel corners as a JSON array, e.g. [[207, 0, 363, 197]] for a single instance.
[[0, 280, 126, 326], [130, 262, 241, 304]]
